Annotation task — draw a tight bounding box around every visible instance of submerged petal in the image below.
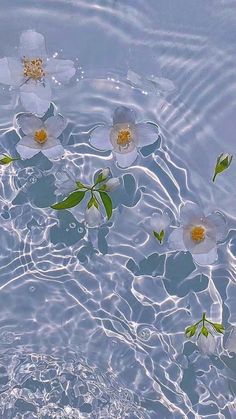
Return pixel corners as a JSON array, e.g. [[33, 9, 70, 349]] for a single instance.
[[45, 58, 75, 82], [180, 202, 204, 225], [150, 212, 171, 232], [19, 30, 47, 58], [0, 57, 23, 86], [85, 206, 102, 228], [114, 148, 138, 168], [20, 80, 51, 116], [193, 246, 218, 266], [41, 138, 64, 159], [16, 113, 43, 135], [207, 212, 227, 242], [197, 333, 216, 354], [44, 115, 66, 138], [16, 135, 42, 159], [168, 228, 186, 251], [135, 123, 158, 147], [90, 126, 112, 151], [113, 106, 136, 125]]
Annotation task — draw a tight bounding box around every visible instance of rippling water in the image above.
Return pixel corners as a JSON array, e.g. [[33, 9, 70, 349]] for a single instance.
[[1, 0, 236, 418]]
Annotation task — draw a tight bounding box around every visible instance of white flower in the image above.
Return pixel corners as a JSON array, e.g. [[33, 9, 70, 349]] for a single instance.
[[85, 205, 102, 228], [15, 113, 66, 160], [90, 106, 158, 168], [150, 212, 171, 233], [168, 202, 226, 266], [224, 326, 236, 353], [197, 333, 216, 354], [0, 30, 75, 116], [100, 168, 110, 179], [104, 177, 120, 191]]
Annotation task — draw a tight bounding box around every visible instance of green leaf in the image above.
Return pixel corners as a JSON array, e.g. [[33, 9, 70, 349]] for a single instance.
[[212, 323, 225, 334], [51, 190, 86, 210], [0, 154, 19, 165], [185, 325, 198, 338], [76, 181, 86, 189], [94, 169, 110, 186], [201, 326, 209, 337], [87, 195, 99, 209], [153, 230, 165, 244], [99, 191, 112, 220], [212, 153, 233, 182]]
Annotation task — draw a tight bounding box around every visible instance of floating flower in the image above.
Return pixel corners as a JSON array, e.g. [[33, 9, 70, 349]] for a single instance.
[[168, 202, 226, 265], [90, 106, 158, 168], [0, 30, 75, 116], [150, 212, 171, 244], [15, 113, 66, 160], [197, 332, 216, 354]]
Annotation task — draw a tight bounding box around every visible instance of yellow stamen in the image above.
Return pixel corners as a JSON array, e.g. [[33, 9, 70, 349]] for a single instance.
[[23, 58, 45, 80], [34, 129, 48, 144], [117, 129, 131, 147], [191, 226, 205, 243]]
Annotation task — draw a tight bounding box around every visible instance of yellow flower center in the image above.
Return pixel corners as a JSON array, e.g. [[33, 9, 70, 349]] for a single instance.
[[117, 129, 132, 147], [191, 226, 205, 243], [34, 129, 48, 144], [23, 58, 45, 80]]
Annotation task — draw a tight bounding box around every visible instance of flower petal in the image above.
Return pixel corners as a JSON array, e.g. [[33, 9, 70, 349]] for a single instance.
[[0, 57, 23, 86], [41, 138, 64, 159], [135, 123, 158, 147], [183, 226, 216, 254], [44, 115, 66, 138], [207, 212, 227, 242], [113, 106, 136, 125], [20, 80, 51, 116], [16, 113, 43, 135], [16, 135, 42, 159], [114, 148, 138, 168], [225, 327, 236, 353], [180, 202, 204, 225], [168, 228, 186, 251], [193, 247, 218, 266], [85, 206, 102, 228], [197, 333, 216, 354], [90, 126, 112, 151], [19, 30, 47, 58], [45, 58, 75, 82], [150, 212, 171, 232]]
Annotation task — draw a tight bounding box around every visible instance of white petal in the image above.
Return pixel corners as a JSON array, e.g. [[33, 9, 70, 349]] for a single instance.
[[20, 80, 51, 116], [197, 333, 216, 354], [85, 206, 102, 228], [180, 202, 204, 225], [150, 212, 171, 231], [45, 58, 75, 82], [16, 136, 41, 159], [0, 57, 23, 86], [16, 113, 42, 135], [19, 30, 47, 58], [114, 148, 138, 168], [183, 226, 216, 254], [90, 126, 112, 151], [113, 106, 136, 125], [135, 123, 158, 147], [44, 115, 66, 138], [207, 212, 227, 242], [168, 228, 186, 251], [193, 247, 218, 266], [41, 138, 64, 159], [104, 178, 120, 191], [225, 327, 236, 353]]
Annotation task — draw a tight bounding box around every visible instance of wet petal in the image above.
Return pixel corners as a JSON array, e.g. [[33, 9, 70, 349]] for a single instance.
[[85, 206, 102, 228], [45, 58, 75, 82], [20, 80, 51, 116], [0, 57, 23, 86], [150, 212, 171, 231], [16, 113, 43, 135], [183, 227, 216, 254], [90, 126, 112, 151], [16, 135, 41, 159], [41, 138, 64, 159], [197, 333, 216, 354], [114, 148, 138, 168], [19, 30, 47, 58], [207, 212, 227, 242], [113, 106, 136, 125], [44, 115, 66, 138], [193, 247, 218, 266], [135, 123, 158, 147], [180, 202, 204, 225], [168, 228, 186, 251], [225, 327, 236, 353]]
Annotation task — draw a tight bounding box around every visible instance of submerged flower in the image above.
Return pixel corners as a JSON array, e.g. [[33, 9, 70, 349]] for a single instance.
[[0, 30, 75, 115], [168, 202, 226, 265], [85, 204, 102, 228], [197, 332, 216, 354], [90, 106, 158, 168], [16, 113, 66, 159], [103, 177, 120, 191]]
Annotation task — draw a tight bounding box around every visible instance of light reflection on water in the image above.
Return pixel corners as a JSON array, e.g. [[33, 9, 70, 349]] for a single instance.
[[0, 0, 236, 417]]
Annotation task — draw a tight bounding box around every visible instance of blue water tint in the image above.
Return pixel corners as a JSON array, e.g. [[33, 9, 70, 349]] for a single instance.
[[0, 0, 236, 418]]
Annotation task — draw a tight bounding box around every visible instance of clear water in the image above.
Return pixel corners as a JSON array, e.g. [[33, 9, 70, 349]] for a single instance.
[[0, 0, 236, 418]]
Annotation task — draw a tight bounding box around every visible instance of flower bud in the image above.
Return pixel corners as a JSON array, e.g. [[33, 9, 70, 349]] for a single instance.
[[104, 178, 120, 191], [85, 205, 102, 228]]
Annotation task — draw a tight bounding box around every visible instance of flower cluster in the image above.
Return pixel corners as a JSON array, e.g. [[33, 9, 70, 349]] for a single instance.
[[185, 313, 224, 354]]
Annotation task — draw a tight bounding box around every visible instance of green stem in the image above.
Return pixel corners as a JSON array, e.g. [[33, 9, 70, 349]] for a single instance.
[[202, 312, 206, 327], [212, 173, 216, 182]]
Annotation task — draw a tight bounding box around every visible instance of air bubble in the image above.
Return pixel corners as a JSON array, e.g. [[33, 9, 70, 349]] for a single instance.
[[137, 327, 151, 341]]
